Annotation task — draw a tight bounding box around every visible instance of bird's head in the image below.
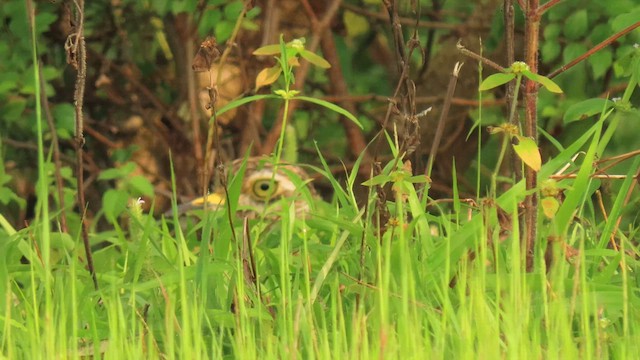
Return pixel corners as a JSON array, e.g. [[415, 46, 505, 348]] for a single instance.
[[175, 157, 316, 217]]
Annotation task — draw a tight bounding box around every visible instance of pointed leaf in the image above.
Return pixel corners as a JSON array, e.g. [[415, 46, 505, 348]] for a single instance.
[[522, 70, 562, 93], [253, 44, 281, 56], [512, 135, 541, 171], [294, 96, 362, 128], [216, 94, 279, 117], [535, 74, 563, 93], [299, 50, 331, 69], [362, 174, 390, 187], [563, 98, 614, 123], [521, 69, 538, 81], [254, 65, 282, 90], [479, 73, 515, 91]]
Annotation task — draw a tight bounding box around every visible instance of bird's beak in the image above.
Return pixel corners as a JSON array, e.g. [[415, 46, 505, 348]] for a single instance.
[[190, 192, 226, 206]]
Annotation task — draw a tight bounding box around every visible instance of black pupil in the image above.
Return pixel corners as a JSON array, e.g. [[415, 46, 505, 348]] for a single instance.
[[259, 183, 270, 191]]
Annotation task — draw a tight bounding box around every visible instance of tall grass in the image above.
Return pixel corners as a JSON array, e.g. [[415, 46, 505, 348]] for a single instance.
[[3, 107, 640, 358]]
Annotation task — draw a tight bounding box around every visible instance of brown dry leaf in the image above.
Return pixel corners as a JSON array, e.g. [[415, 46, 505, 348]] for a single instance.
[[255, 66, 282, 91], [192, 37, 220, 72]]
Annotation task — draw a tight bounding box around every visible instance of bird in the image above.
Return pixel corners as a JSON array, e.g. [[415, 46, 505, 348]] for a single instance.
[[169, 157, 316, 218]]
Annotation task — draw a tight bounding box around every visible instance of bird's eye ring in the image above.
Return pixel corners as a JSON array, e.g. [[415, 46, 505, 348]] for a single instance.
[[252, 179, 277, 200]]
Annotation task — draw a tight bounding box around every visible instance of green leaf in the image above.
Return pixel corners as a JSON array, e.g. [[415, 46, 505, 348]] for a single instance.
[[479, 73, 515, 91], [588, 48, 613, 80], [299, 50, 331, 69], [253, 44, 282, 56], [98, 162, 136, 180], [541, 41, 561, 64], [563, 43, 587, 64], [362, 174, 390, 187], [35, 12, 58, 34], [127, 175, 154, 196], [523, 70, 562, 93], [215, 21, 234, 43], [534, 74, 563, 94], [405, 175, 430, 184], [294, 96, 363, 128], [102, 189, 129, 223], [223, 1, 243, 18], [563, 9, 588, 40], [0, 187, 25, 208], [512, 135, 541, 171], [52, 103, 75, 140], [0, 97, 27, 122], [589, 24, 611, 44], [543, 23, 562, 40], [563, 98, 614, 124], [0, 72, 19, 96], [343, 10, 370, 37], [611, 9, 640, 32], [50, 233, 75, 251], [215, 94, 279, 118]]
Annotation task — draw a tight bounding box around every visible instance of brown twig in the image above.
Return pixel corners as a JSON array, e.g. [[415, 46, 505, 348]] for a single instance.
[[426, 62, 463, 177], [201, 2, 252, 202], [203, 1, 251, 200], [185, 34, 205, 190], [457, 40, 506, 73], [547, 21, 640, 79], [68, 0, 98, 290], [523, 0, 541, 271], [83, 124, 121, 149], [537, 0, 564, 15]]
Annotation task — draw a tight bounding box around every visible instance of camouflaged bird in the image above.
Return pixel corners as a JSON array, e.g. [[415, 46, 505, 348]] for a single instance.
[[172, 157, 317, 218]]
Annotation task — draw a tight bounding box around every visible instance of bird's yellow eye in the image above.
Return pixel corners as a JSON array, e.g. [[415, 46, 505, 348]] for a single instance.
[[251, 179, 277, 200]]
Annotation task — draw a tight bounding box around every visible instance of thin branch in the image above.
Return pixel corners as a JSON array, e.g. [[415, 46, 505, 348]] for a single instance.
[[69, 0, 98, 290], [185, 34, 204, 190], [537, 0, 563, 15], [426, 62, 463, 176], [204, 1, 252, 199], [523, 0, 541, 271], [457, 40, 506, 72]]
